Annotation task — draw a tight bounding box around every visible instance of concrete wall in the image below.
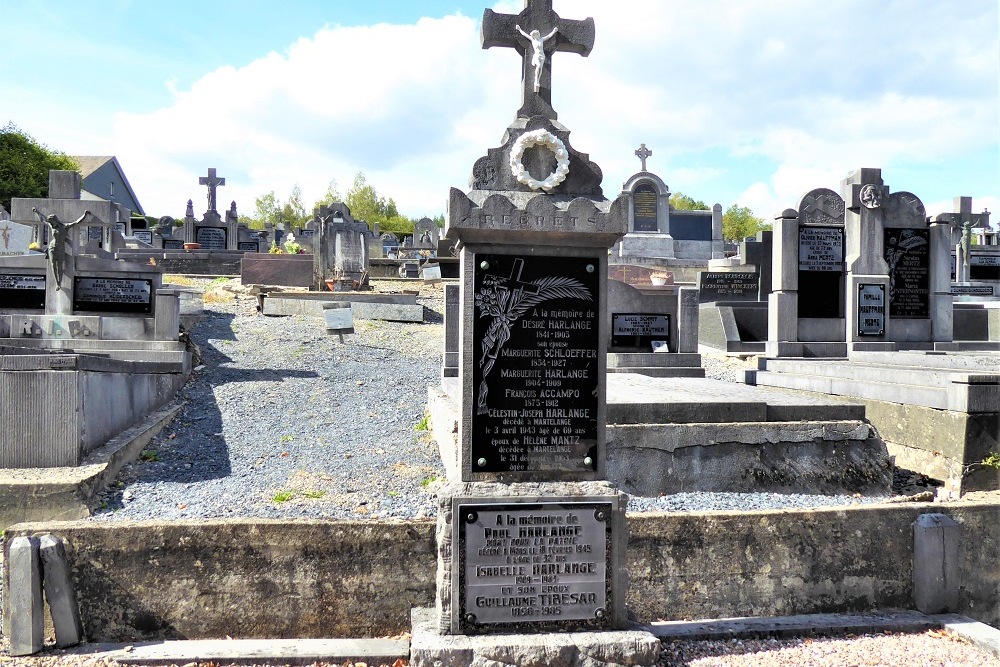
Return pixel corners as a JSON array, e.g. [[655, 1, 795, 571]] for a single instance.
[[7, 501, 1000, 641]]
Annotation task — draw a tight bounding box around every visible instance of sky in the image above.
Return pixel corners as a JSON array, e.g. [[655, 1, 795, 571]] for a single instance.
[[2, 0, 998, 224]]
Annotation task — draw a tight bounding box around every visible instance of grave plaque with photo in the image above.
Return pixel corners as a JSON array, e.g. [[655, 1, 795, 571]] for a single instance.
[[611, 313, 669, 348], [195, 226, 227, 251], [133, 230, 154, 245], [73, 277, 153, 314], [632, 184, 658, 233], [884, 228, 929, 319], [0, 274, 45, 309], [798, 226, 844, 318], [458, 501, 611, 633], [698, 272, 760, 302], [471, 254, 599, 475], [857, 283, 885, 336]]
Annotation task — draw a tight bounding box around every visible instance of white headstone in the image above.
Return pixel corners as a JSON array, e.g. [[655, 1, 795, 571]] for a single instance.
[[0, 220, 36, 256]]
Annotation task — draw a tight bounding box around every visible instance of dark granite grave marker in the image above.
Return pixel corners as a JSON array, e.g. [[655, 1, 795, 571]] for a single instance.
[[195, 227, 227, 250], [0, 274, 45, 309], [884, 228, 929, 319], [458, 501, 612, 632], [163, 239, 184, 250], [632, 184, 657, 232], [133, 230, 153, 245], [970, 255, 1000, 281], [857, 283, 885, 336], [238, 242, 259, 251], [798, 226, 844, 318], [73, 277, 152, 314], [471, 254, 599, 475], [698, 271, 760, 303], [611, 313, 669, 349]]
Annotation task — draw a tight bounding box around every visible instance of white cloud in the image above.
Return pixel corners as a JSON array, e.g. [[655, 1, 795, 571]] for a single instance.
[[104, 0, 996, 222]]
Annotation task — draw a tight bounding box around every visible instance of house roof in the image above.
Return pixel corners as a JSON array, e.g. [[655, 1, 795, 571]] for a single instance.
[[72, 155, 145, 215]]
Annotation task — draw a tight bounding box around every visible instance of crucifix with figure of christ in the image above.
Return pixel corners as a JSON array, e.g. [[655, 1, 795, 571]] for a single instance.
[[199, 168, 226, 213], [481, 0, 595, 121]]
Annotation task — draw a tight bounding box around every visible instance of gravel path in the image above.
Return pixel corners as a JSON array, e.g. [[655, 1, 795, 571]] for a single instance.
[[87, 278, 903, 522]]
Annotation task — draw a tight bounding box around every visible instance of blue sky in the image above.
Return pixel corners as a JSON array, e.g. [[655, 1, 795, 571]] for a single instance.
[[2, 1, 997, 223]]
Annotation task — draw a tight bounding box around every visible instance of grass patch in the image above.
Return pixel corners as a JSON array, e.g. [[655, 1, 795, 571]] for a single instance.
[[302, 490, 326, 500], [420, 475, 443, 488], [387, 490, 399, 498], [415, 414, 431, 431], [209, 277, 231, 286], [203, 290, 235, 304], [280, 434, 294, 443], [138, 450, 160, 462], [272, 490, 295, 503], [163, 274, 197, 286]]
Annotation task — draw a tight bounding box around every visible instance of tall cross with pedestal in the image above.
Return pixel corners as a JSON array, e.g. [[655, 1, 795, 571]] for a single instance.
[[481, 0, 595, 120], [635, 144, 653, 172], [199, 168, 226, 213]]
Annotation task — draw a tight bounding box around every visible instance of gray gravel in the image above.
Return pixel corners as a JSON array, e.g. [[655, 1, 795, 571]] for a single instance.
[[91, 279, 896, 523]]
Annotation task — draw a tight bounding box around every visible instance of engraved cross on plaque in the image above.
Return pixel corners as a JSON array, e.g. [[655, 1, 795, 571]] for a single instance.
[[481, 0, 595, 121], [199, 168, 226, 213], [502, 258, 540, 301], [635, 143, 653, 172]]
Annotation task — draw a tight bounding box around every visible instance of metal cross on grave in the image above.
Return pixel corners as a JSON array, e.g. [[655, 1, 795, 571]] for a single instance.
[[501, 258, 540, 301], [199, 168, 226, 213], [481, 0, 595, 121], [635, 144, 653, 172]]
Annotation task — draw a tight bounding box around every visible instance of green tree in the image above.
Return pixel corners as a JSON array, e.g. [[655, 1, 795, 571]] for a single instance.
[[0, 123, 79, 212], [722, 204, 769, 242], [669, 192, 709, 211], [344, 171, 416, 236], [312, 179, 342, 211], [281, 184, 308, 229]]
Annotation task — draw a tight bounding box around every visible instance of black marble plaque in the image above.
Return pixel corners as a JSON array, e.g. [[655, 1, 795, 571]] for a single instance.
[[632, 184, 658, 233], [884, 228, 929, 319], [458, 501, 612, 633], [798, 226, 845, 318], [73, 277, 152, 314], [799, 226, 843, 271], [238, 242, 259, 251], [196, 226, 227, 250], [472, 254, 600, 475], [300, 229, 315, 238], [0, 274, 45, 309], [611, 313, 670, 349], [698, 271, 760, 302], [133, 230, 154, 245], [163, 239, 184, 250], [857, 283, 885, 336]]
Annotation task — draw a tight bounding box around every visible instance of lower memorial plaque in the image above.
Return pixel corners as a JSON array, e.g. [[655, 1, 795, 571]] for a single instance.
[[459, 502, 611, 633], [163, 239, 184, 250], [133, 230, 154, 245], [0, 274, 45, 309], [238, 242, 259, 251], [471, 253, 600, 475], [857, 283, 885, 336], [73, 277, 153, 314], [196, 226, 228, 250], [698, 271, 760, 302]]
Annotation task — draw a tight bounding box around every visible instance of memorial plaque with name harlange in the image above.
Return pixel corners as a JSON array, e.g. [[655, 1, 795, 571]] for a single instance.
[[857, 283, 885, 336], [459, 502, 611, 633], [133, 230, 154, 245], [0, 274, 45, 309], [884, 228, 929, 319], [611, 313, 670, 349], [472, 254, 599, 475], [73, 277, 152, 314], [799, 226, 843, 272], [698, 271, 760, 303], [632, 184, 658, 233], [196, 226, 227, 250]]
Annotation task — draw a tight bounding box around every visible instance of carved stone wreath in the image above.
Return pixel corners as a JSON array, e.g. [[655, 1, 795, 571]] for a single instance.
[[509, 129, 570, 192]]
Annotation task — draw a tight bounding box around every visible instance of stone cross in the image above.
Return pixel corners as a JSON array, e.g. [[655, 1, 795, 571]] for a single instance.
[[635, 144, 653, 172], [481, 0, 595, 120], [199, 168, 226, 213]]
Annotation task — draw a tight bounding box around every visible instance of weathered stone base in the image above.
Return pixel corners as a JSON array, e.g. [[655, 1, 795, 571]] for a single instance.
[[409, 608, 660, 667]]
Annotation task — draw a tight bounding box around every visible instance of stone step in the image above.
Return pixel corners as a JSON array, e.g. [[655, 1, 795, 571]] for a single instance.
[[763, 358, 997, 389], [608, 366, 706, 378], [608, 352, 702, 368]]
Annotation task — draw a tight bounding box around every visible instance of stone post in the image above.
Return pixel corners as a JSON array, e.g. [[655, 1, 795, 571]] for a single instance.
[[677, 286, 699, 353], [4, 536, 43, 656], [913, 513, 960, 614], [767, 209, 799, 357], [711, 203, 725, 259], [154, 289, 180, 341]]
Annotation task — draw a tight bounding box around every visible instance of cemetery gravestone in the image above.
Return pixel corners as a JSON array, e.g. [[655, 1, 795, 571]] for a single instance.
[[698, 271, 760, 303], [413, 3, 658, 666]]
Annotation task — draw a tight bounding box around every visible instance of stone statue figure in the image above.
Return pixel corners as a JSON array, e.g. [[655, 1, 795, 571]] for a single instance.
[[33, 208, 92, 288], [961, 221, 972, 278], [516, 24, 558, 93]]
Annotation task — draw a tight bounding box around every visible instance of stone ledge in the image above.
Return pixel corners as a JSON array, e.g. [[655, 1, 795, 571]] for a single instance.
[[409, 607, 660, 667]]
